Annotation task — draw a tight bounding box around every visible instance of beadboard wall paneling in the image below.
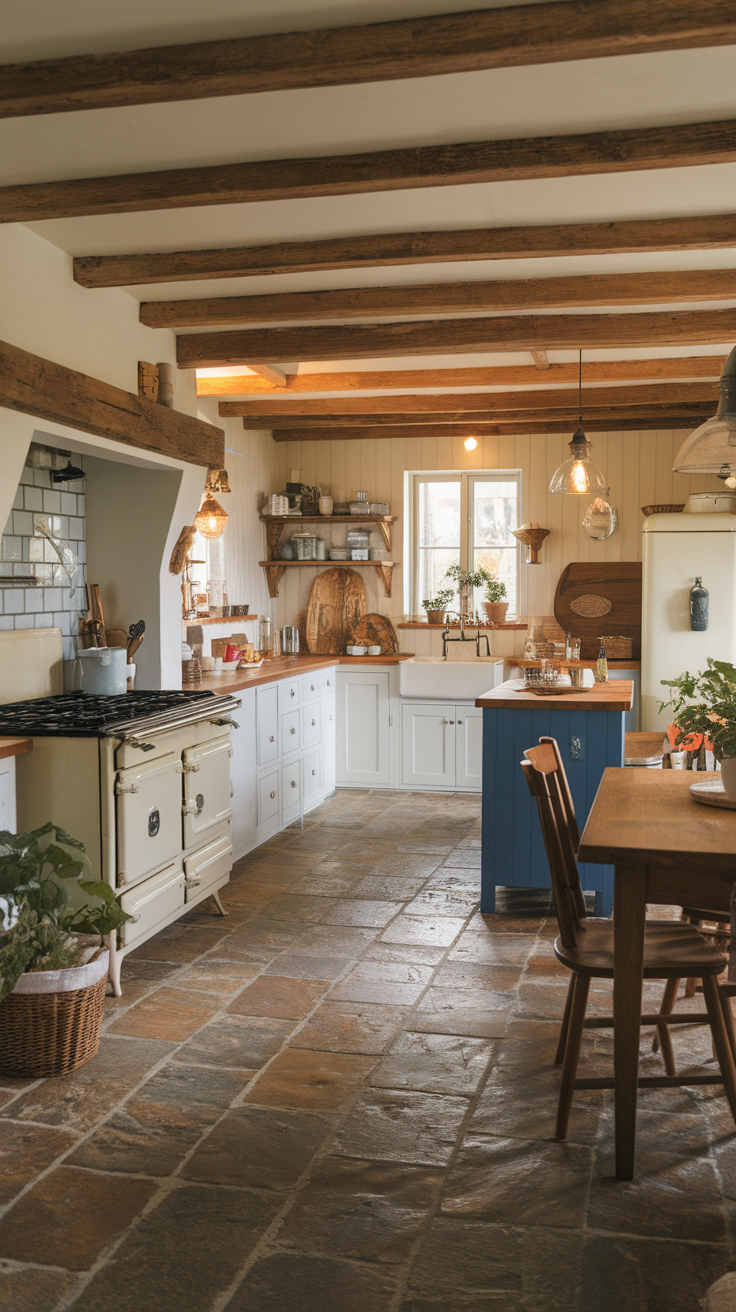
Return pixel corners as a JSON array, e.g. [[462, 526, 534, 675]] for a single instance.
[[220, 421, 279, 624], [271, 429, 717, 655]]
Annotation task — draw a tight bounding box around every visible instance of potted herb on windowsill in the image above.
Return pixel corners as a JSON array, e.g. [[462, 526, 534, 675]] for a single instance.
[[421, 589, 454, 625], [444, 564, 495, 617], [0, 823, 130, 1078], [483, 578, 509, 626], [660, 659, 736, 798]]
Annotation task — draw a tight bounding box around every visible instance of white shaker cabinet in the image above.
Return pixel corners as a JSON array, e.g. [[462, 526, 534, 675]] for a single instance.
[[335, 669, 391, 787], [401, 701, 483, 791]]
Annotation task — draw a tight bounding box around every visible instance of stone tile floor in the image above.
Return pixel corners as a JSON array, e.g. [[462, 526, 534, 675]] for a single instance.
[[0, 788, 735, 1310]]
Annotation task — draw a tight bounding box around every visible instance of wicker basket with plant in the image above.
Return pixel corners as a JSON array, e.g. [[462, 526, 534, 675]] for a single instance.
[[0, 823, 130, 1078]]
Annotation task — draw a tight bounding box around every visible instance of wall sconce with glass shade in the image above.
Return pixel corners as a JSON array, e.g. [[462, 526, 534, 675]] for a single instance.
[[548, 351, 607, 496], [673, 346, 736, 485], [194, 494, 228, 539], [583, 489, 619, 539]]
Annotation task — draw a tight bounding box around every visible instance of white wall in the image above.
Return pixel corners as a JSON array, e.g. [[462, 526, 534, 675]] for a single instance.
[[0, 224, 211, 690], [272, 428, 722, 656]]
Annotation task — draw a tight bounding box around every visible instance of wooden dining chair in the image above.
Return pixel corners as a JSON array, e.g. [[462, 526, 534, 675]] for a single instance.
[[521, 739, 736, 1141]]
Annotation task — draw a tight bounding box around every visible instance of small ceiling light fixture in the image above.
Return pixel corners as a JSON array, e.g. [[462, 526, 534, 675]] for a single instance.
[[464, 436, 478, 451], [194, 494, 228, 539], [548, 351, 607, 495], [673, 346, 736, 483], [205, 467, 231, 494]]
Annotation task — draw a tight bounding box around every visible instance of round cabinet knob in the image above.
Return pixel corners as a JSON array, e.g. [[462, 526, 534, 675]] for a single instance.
[[269, 735, 275, 742], [310, 684, 315, 691], [290, 727, 296, 735], [311, 719, 316, 726], [326, 679, 332, 687], [291, 779, 297, 788], [312, 769, 316, 775], [290, 689, 295, 697], [270, 791, 275, 799], [457, 719, 463, 724], [448, 720, 455, 725]]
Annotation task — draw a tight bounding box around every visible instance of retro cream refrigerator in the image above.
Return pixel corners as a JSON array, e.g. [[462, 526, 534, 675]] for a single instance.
[[642, 508, 736, 730]]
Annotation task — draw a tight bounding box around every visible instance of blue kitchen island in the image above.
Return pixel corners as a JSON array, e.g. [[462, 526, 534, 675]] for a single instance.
[[475, 678, 632, 917]]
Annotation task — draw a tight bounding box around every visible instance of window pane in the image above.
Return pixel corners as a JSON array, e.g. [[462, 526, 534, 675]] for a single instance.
[[473, 480, 517, 547], [418, 480, 461, 549], [474, 547, 517, 615], [417, 547, 460, 609]]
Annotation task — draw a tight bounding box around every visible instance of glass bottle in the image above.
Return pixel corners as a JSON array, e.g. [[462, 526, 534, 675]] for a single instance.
[[259, 615, 273, 660], [596, 643, 608, 683], [690, 577, 709, 632]]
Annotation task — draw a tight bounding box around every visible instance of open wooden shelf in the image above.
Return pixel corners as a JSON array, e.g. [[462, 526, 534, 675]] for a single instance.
[[259, 559, 395, 599], [260, 514, 396, 559]]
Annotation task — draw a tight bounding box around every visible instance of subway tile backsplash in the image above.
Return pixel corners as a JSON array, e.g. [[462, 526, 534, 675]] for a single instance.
[[1, 463, 86, 679]]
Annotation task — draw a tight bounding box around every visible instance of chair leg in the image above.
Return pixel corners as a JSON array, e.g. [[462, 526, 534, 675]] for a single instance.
[[653, 977, 680, 1075], [555, 973, 590, 1141], [721, 990, 736, 1063], [685, 977, 697, 998], [554, 975, 575, 1066], [702, 975, 736, 1125]]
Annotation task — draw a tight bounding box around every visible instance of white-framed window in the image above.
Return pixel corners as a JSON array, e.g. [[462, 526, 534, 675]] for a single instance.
[[409, 470, 522, 617]]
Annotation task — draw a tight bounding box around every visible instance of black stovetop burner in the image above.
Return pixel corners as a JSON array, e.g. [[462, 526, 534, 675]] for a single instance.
[[0, 690, 216, 738]]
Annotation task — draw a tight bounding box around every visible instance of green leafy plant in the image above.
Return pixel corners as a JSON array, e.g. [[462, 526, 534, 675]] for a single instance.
[[484, 577, 507, 603], [421, 588, 454, 612], [0, 823, 130, 1003], [659, 659, 736, 760], [444, 564, 493, 592]]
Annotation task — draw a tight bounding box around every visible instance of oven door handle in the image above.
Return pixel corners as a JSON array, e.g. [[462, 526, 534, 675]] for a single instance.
[[209, 717, 239, 729], [115, 780, 139, 795]]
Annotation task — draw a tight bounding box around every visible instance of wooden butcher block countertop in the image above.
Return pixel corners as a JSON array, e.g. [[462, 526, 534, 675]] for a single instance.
[[475, 679, 633, 712], [191, 652, 415, 694], [0, 737, 33, 760]]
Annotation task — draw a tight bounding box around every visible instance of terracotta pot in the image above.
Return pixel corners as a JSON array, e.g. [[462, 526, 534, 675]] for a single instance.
[[484, 601, 509, 625], [721, 757, 736, 801], [426, 610, 446, 625]]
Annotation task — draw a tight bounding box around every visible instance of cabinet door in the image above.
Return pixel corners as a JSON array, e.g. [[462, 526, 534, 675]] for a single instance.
[[401, 703, 456, 788], [302, 704, 321, 747], [455, 706, 483, 790], [282, 758, 301, 823], [228, 688, 257, 857], [281, 708, 300, 755], [336, 671, 390, 787], [258, 717, 279, 766], [258, 770, 280, 827], [303, 747, 321, 800], [321, 697, 336, 794]]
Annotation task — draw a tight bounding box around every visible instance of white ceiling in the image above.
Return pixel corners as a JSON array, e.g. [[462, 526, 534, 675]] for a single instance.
[[5, 0, 736, 378]]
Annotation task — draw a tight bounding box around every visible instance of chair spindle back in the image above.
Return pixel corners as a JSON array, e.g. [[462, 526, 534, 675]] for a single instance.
[[521, 740, 587, 950]]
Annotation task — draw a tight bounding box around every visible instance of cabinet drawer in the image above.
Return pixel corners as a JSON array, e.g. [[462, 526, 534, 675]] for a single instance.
[[304, 747, 321, 798], [281, 708, 300, 754], [258, 717, 279, 766], [282, 759, 300, 807], [301, 673, 320, 703], [302, 704, 320, 747], [257, 685, 278, 723], [258, 770, 280, 826], [119, 861, 184, 948], [320, 670, 336, 698], [184, 832, 232, 902], [278, 678, 300, 713]]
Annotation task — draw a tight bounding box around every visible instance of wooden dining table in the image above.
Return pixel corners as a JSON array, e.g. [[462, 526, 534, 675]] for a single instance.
[[578, 768, 736, 1180]]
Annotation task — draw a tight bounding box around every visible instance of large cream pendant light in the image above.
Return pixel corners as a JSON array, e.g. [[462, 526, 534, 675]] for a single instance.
[[548, 351, 607, 496], [673, 346, 736, 484]]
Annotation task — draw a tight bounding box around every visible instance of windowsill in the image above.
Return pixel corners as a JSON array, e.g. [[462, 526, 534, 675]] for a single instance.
[[398, 620, 528, 629]]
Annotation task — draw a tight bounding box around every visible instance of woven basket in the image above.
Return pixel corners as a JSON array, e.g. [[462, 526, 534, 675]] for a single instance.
[[0, 948, 108, 1079], [598, 634, 634, 659]]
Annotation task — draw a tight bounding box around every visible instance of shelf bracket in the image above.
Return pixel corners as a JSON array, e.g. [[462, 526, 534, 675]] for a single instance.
[[376, 520, 392, 553], [371, 562, 394, 598], [263, 563, 287, 598], [265, 520, 282, 560]]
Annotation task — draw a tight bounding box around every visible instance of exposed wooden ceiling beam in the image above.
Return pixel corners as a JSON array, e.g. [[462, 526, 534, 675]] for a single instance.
[[6, 120, 736, 224], [141, 269, 736, 328], [245, 363, 288, 388], [75, 214, 736, 289], [221, 382, 718, 419], [532, 351, 550, 370], [0, 338, 223, 466], [271, 416, 703, 440], [196, 356, 728, 395], [244, 405, 712, 429], [4, 0, 736, 118], [176, 308, 736, 368]]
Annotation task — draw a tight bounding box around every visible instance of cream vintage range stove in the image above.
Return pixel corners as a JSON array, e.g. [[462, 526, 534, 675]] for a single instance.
[[0, 630, 240, 995]]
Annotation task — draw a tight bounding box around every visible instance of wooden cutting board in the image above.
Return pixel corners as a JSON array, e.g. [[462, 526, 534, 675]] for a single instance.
[[554, 562, 642, 660], [349, 613, 399, 655], [305, 568, 368, 654]]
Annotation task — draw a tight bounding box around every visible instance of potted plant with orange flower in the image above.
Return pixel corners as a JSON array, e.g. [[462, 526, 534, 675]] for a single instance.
[[659, 659, 736, 796]]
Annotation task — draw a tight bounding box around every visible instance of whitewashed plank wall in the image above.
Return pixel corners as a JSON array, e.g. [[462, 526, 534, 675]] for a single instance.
[[228, 428, 720, 657]]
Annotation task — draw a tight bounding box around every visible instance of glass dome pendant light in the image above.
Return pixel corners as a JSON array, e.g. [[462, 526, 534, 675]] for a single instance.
[[548, 351, 607, 495], [673, 345, 736, 484], [583, 488, 619, 539], [194, 494, 229, 539]]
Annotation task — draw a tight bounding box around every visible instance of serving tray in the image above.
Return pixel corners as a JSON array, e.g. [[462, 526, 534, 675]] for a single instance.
[[689, 779, 736, 810]]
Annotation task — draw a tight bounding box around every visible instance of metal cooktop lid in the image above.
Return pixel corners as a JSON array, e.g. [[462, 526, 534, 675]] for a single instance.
[[0, 689, 224, 738]]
